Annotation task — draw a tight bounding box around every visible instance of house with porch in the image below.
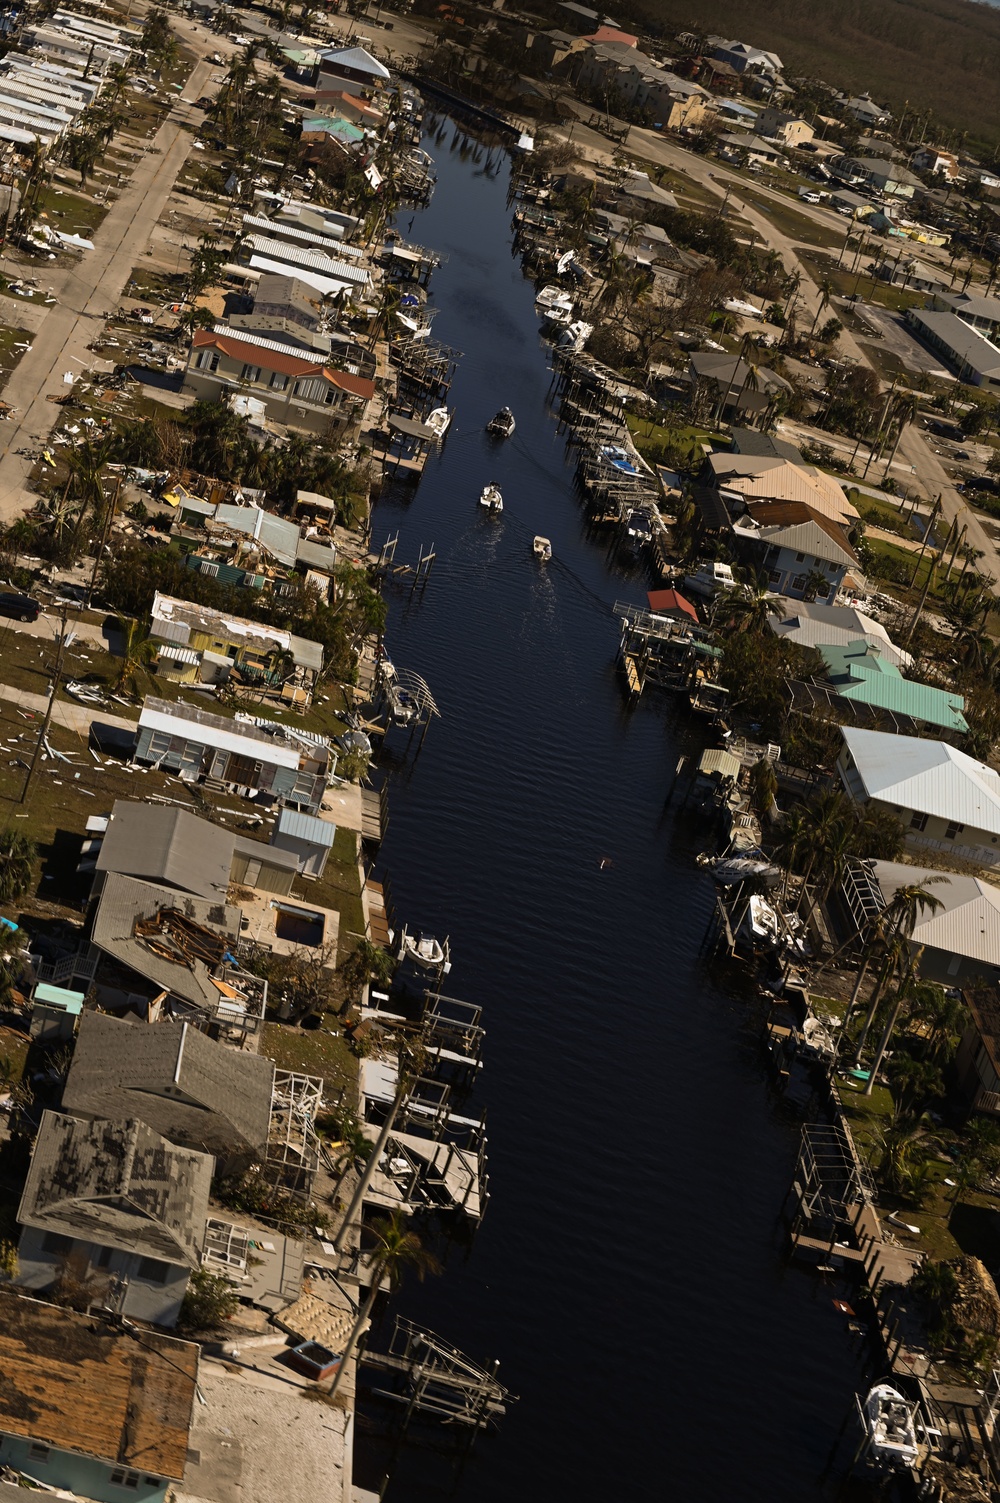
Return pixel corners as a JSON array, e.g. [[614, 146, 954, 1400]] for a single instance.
[[16, 1110, 213, 1327], [316, 44, 391, 101], [843, 860, 1000, 989], [148, 593, 322, 708], [731, 499, 857, 601], [0, 1291, 197, 1503]]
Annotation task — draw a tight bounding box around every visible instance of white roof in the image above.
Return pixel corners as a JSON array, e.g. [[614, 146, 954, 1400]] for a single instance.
[[138, 703, 302, 771], [769, 599, 912, 668], [244, 234, 368, 285], [319, 45, 391, 79], [873, 860, 1000, 968], [243, 256, 355, 299], [842, 727, 1000, 834]]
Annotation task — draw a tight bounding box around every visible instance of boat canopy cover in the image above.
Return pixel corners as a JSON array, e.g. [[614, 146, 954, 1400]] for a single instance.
[[388, 413, 438, 440]]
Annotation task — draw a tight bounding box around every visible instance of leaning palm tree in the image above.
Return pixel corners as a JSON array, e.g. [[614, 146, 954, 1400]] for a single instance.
[[0, 829, 35, 905], [809, 277, 834, 336], [864, 969, 941, 1096], [327, 1210, 441, 1401], [850, 879, 945, 1063], [715, 572, 783, 635], [112, 618, 157, 699], [772, 804, 811, 904]]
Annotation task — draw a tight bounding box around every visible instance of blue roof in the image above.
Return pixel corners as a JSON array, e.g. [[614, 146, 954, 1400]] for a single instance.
[[276, 807, 337, 847], [33, 983, 84, 1013]]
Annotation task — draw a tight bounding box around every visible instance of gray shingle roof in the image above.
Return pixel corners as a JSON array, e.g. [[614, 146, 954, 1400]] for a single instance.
[[63, 1013, 273, 1157], [18, 1110, 213, 1267], [95, 800, 235, 901]]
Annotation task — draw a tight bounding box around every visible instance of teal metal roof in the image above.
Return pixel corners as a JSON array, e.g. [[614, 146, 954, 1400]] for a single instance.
[[820, 640, 967, 732], [33, 984, 84, 1014]]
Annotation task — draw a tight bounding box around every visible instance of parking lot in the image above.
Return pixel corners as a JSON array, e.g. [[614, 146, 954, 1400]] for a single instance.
[[843, 298, 954, 377]]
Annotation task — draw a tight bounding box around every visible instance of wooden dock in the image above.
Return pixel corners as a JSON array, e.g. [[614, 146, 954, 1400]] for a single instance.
[[366, 880, 392, 947]]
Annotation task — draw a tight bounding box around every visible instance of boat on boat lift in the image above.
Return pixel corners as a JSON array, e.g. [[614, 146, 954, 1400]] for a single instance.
[[479, 484, 503, 513], [487, 407, 515, 439], [859, 1384, 920, 1471], [533, 535, 552, 562]]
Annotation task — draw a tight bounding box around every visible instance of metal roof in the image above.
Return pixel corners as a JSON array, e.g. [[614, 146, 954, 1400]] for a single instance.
[[64, 1013, 274, 1157], [769, 599, 911, 668], [820, 643, 967, 732], [873, 860, 1000, 968], [318, 44, 391, 78], [242, 235, 369, 285], [32, 983, 83, 1011], [95, 799, 235, 900], [241, 212, 348, 256], [908, 309, 1000, 380], [18, 1109, 213, 1268], [841, 726, 1000, 832], [275, 806, 337, 847], [150, 592, 323, 675], [211, 502, 300, 568]]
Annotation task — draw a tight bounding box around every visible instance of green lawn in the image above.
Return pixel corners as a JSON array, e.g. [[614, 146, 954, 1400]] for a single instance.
[[260, 1020, 358, 1099], [744, 194, 843, 249], [626, 412, 727, 462]]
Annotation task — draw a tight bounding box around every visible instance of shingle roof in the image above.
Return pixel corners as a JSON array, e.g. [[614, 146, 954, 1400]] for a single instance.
[[841, 726, 1000, 832], [89, 873, 242, 1013], [18, 1110, 213, 1267], [63, 1014, 274, 1157], [768, 599, 912, 667], [96, 800, 235, 901], [0, 1292, 198, 1478], [873, 861, 1000, 968]]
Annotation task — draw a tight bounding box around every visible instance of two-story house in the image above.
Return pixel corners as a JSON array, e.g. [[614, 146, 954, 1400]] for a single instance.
[[837, 726, 1000, 866], [315, 44, 390, 101], [0, 1291, 197, 1503], [731, 499, 857, 601], [16, 1110, 213, 1327], [756, 106, 814, 148], [183, 326, 375, 437], [828, 155, 920, 199]]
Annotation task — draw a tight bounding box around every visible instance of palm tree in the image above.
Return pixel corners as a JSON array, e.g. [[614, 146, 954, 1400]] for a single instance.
[[112, 618, 157, 699], [795, 789, 853, 912], [865, 969, 940, 1096], [0, 829, 35, 905], [772, 805, 810, 904], [850, 879, 945, 1063], [715, 572, 783, 634], [327, 1210, 441, 1401], [809, 277, 833, 336]]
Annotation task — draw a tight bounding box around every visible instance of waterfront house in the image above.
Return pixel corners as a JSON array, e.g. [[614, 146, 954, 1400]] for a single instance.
[[957, 985, 1000, 1116], [169, 500, 338, 603], [16, 1110, 213, 1327], [133, 697, 335, 813], [707, 452, 858, 526], [688, 350, 790, 420], [730, 500, 857, 601], [183, 326, 376, 437], [767, 598, 912, 669], [843, 860, 1000, 987], [0, 1291, 197, 1503], [316, 44, 390, 101], [837, 726, 1000, 866], [269, 806, 338, 879], [756, 107, 814, 148], [710, 39, 783, 78], [791, 640, 967, 736], [148, 592, 323, 708], [63, 1013, 274, 1166]]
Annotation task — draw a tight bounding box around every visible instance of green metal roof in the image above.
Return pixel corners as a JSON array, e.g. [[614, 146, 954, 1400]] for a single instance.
[[819, 639, 967, 732], [33, 984, 84, 1014]]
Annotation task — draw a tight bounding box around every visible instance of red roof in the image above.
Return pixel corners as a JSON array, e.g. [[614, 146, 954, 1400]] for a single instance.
[[647, 588, 698, 621], [191, 330, 375, 400], [586, 25, 638, 44]]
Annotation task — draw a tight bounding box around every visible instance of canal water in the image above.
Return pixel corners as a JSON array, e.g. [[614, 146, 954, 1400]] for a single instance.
[[367, 120, 868, 1500]]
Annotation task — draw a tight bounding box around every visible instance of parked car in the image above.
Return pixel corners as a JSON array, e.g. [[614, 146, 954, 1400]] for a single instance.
[[0, 593, 40, 622]]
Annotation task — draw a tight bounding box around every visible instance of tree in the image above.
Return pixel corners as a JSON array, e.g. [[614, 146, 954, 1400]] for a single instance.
[[851, 879, 945, 1065], [810, 277, 834, 336], [186, 235, 228, 300], [747, 757, 777, 818], [715, 572, 783, 634], [0, 829, 35, 905], [339, 939, 396, 1001], [802, 567, 832, 603], [179, 1266, 239, 1332], [111, 617, 157, 699], [327, 1210, 441, 1401]]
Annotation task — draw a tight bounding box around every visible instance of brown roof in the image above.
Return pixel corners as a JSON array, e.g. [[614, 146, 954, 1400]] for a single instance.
[[191, 330, 375, 399], [0, 1291, 197, 1477], [966, 985, 1000, 1078], [745, 499, 858, 562]]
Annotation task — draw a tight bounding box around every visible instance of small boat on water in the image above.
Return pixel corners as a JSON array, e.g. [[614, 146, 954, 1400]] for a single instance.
[[487, 407, 515, 439], [860, 1384, 919, 1470], [425, 406, 451, 439], [479, 484, 503, 513], [533, 535, 552, 562]]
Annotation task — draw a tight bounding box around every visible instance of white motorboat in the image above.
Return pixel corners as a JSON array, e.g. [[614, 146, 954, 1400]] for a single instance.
[[398, 925, 452, 974], [556, 319, 592, 351], [533, 535, 552, 562], [542, 303, 574, 328], [479, 484, 503, 513], [535, 284, 573, 312], [425, 406, 451, 439], [861, 1384, 919, 1470], [487, 407, 515, 439]]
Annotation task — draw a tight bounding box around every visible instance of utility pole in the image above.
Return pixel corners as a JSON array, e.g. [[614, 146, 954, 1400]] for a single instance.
[[20, 609, 69, 805]]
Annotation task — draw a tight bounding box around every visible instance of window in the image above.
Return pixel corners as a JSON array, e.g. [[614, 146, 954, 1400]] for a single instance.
[[109, 1471, 141, 1488], [95, 1245, 113, 1269], [795, 552, 805, 562], [194, 349, 219, 372], [768, 569, 781, 584], [42, 1231, 73, 1256], [945, 821, 965, 840], [240, 363, 262, 383], [909, 811, 928, 832], [791, 575, 806, 591], [29, 1445, 49, 1463], [137, 1257, 170, 1285], [270, 371, 288, 391]]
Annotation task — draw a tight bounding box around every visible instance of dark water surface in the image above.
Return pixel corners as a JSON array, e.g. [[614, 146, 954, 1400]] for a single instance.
[[367, 121, 867, 1501]]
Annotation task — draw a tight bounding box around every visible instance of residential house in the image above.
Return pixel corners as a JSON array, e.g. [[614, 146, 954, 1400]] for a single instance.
[[315, 44, 390, 100], [599, 170, 679, 213], [528, 28, 580, 69], [732, 499, 857, 601], [16, 1110, 213, 1327], [768, 598, 912, 669], [134, 696, 335, 814], [688, 349, 791, 420], [837, 726, 1000, 865], [956, 985, 1000, 1115], [843, 93, 891, 128], [170, 498, 338, 603], [828, 155, 920, 198], [911, 147, 961, 181], [728, 427, 807, 464], [843, 861, 1000, 988], [710, 39, 782, 78], [713, 99, 758, 131], [707, 452, 859, 527], [931, 290, 1000, 340], [62, 1013, 274, 1166], [184, 327, 376, 438], [716, 132, 783, 166], [905, 308, 1000, 392], [0, 1291, 197, 1503], [875, 256, 945, 294], [756, 106, 814, 148], [226, 271, 327, 348], [790, 639, 968, 736], [148, 592, 323, 707]]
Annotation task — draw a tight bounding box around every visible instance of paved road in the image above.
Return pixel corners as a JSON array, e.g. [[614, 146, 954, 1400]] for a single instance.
[[0, 59, 214, 521]]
